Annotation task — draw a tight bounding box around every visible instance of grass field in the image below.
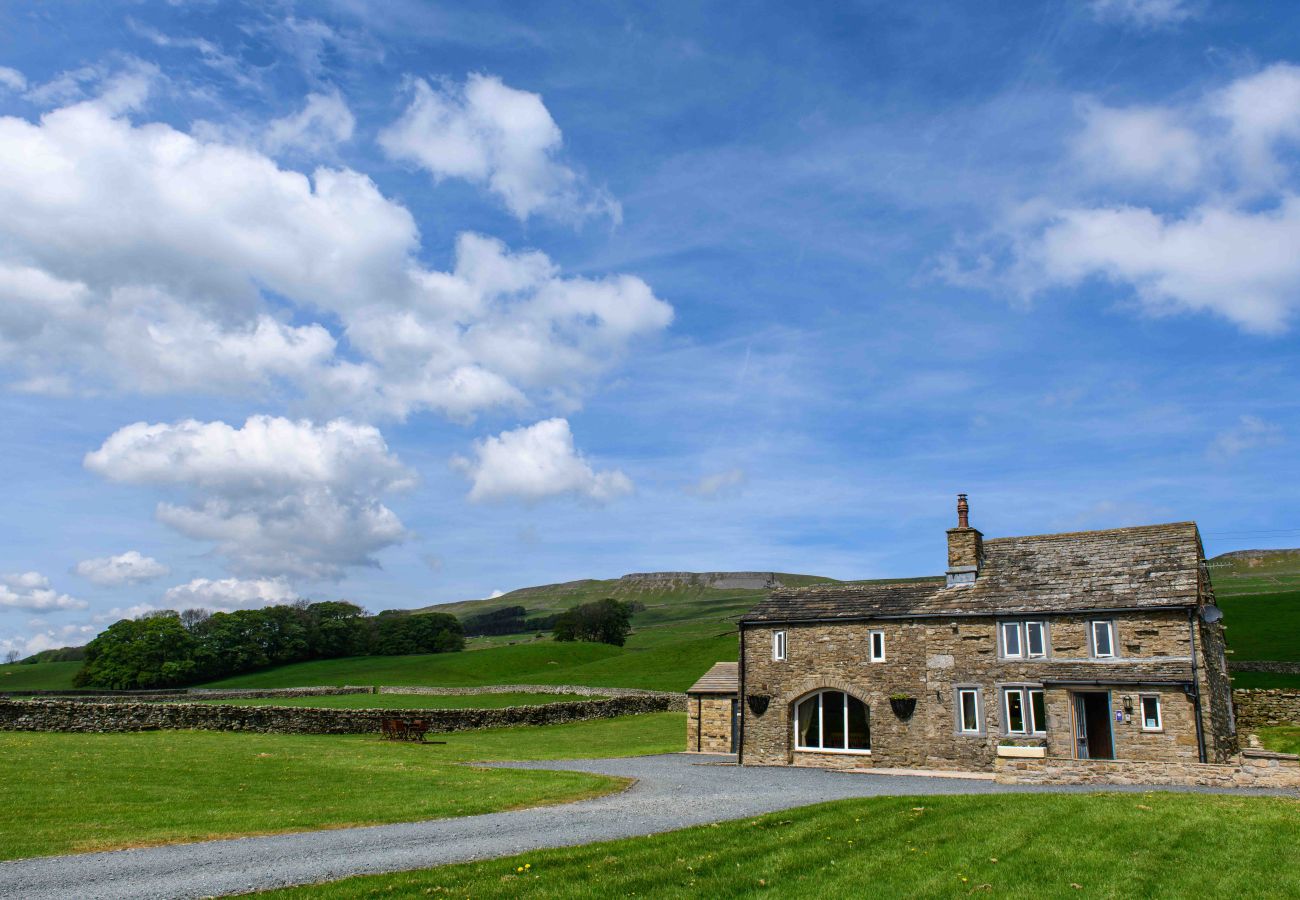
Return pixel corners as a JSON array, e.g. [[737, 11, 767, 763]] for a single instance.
[[260, 792, 1300, 899], [0, 660, 79, 691], [0, 712, 683, 860], [1257, 726, 1300, 755], [1218, 590, 1300, 661], [186, 692, 605, 709], [1230, 671, 1300, 689]]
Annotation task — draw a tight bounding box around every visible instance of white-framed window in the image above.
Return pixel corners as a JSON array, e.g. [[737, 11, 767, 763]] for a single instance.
[[1003, 686, 1047, 735], [1025, 621, 1047, 658], [1140, 694, 1162, 732], [999, 621, 1023, 658], [794, 690, 870, 753], [1090, 621, 1115, 659], [773, 630, 787, 662], [869, 630, 885, 662], [956, 687, 982, 734], [1000, 621, 1048, 659]]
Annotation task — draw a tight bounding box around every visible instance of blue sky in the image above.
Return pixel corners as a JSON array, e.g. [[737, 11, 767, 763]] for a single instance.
[[2, 0, 1299, 656]]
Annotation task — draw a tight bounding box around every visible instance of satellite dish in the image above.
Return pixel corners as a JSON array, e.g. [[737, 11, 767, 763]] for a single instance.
[[1200, 605, 1224, 623]]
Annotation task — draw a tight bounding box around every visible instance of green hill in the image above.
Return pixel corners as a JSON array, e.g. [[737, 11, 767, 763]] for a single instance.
[[1207, 549, 1300, 597], [0, 661, 81, 691]]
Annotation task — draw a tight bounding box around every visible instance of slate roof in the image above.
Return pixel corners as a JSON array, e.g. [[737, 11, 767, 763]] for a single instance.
[[741, 522, 1204, 624], [687, 661, 739, 694]]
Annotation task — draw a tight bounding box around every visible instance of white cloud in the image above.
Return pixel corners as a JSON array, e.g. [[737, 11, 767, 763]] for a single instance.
[[0, 623, 95, 659], [1207, 415, 1284, 461], [952, 65, 1300, 334], [1088, 0, 1198, 27], [1073, 100, 1203, 190], [487, 589, 505, 599], [262, 91, 356, 156], [379, 74, 620, 223], [685, 468, 747, 499], [85, 416, 414, 579], [1212, 64, 1300, 188], [0, 79, 670, 419], [74, 551, 170, 587], [0, 572, 87, 611], [163, 577, 299, 612], [453, 418, 633, 504], [0, 66, 25, 92]]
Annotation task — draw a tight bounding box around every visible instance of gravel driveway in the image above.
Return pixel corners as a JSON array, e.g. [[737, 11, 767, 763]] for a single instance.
[[0, 753, 1290, 900]]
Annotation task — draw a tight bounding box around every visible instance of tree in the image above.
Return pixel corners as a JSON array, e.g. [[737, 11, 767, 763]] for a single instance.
[[75, 614, 198, 689], [3, 650, 18, 665], [552, 598, 633, 647], [369, 612, 464, 656]]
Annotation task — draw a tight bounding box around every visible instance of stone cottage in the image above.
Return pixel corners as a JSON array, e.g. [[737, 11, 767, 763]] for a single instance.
[[728, 496, 1237, 771]]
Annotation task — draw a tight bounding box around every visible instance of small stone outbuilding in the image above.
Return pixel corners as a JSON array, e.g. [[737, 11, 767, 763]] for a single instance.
[[686, 661, 738, 753]]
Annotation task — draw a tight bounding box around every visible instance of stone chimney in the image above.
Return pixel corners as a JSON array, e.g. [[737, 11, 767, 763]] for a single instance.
[[946, 493, 983, 587]]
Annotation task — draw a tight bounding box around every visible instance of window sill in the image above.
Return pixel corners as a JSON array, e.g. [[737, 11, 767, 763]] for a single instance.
[[795, 747, 871, 755]]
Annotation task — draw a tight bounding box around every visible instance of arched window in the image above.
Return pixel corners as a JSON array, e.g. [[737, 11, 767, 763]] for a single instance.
[[794, 690, 870, 752]]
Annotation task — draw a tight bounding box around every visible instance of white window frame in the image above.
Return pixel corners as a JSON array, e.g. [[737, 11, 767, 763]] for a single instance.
[[773, 630, 786, 662], [1140, 694, 1163, 732], [956, 686, 983, 735], [1002, 686, 1048, 736], [999, 621, 1023, 659], [1090, 620, 1116, 659], [869, 630, 885, 662], [1024, 621, 1047, 658], [793, 690, 871, 755]]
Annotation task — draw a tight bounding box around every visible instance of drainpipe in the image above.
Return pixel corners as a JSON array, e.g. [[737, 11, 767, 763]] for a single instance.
[[737, 624, 746, 765], [1187, 608, 1207, 764], [696, 695, 701, 752]]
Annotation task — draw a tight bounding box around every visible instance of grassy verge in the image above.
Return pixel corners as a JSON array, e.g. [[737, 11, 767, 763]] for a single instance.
[[261, 792, 1300, 899], [1257, 726, 1300, 755], [0, 712, 683, 860], [184, 692, 606, 710]]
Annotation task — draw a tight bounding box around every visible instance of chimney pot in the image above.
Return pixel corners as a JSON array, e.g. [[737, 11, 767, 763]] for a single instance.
[[957, 493, 969, 529]]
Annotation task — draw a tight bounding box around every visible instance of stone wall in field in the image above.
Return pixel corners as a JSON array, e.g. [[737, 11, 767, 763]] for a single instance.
[[994, 749, 1300, 790], [1233, 689, 1300, 729], [2, 687, 377, 702], [0, 693, 680, 735], [379, 684, 685, 706], [1230, 661, 1300, 675]]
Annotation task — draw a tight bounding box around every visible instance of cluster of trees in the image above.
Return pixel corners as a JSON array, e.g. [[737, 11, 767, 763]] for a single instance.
[[460, 605, 559, 637], [74, 602, 463, 690], [552, 598, 634, 647]]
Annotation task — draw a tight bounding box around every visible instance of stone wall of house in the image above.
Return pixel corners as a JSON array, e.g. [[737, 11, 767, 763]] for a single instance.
[[1198, 617, 1239, 761], [741, 609, 1222, 771], [686, 696, 733, 753], [1233, 689, 1300, 729], [994, 749, 1300, 790], [0, 694, 678, 735]]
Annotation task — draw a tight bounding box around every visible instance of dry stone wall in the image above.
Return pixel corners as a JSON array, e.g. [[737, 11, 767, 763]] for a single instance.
[[0, 694, 679, 735], [1234, 689, 1300, 729], [1230, 661, 1300, 675], [380, 684, 684, 704], [995, 750, 1300, 790]]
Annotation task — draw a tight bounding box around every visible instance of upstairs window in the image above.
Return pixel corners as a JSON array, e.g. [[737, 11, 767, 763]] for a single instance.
[[1090, 621, 1115, 659], [1000, 622, 1022, 658], [1000, 621, 1048, 659], [773, 630, 787, 661], [1140, 695, 1163, 732], [869, 630, 885, 662], [1024, 621, 1047, 658]]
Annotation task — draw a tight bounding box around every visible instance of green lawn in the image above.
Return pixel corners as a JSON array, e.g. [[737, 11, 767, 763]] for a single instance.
[[0, 712, 683, 860], [1218, 590, 1300, 662], [261, 792, 1300, 899], [186, 692, 605, 709], [1257, 726, 1300, 755], [0, 660, 80, 691], [1231, 671, 1300, 690]]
